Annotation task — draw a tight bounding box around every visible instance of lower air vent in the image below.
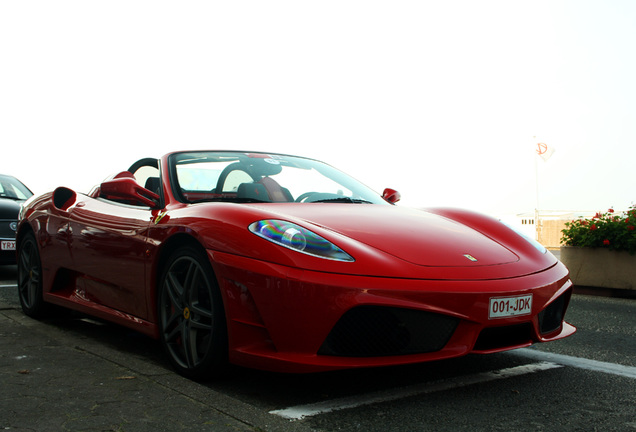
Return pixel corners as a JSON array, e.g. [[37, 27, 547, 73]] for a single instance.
[[474, 323, 533, 351], [318, 306, 459, 357], [538, 288, 572, 335]]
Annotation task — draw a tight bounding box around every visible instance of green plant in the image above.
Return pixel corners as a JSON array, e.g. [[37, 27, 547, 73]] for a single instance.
[[561, 205, 636, 254]]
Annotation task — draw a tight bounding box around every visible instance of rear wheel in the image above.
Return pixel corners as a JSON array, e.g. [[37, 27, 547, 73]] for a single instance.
[[17, 232, 49, 318], [158, 246, 228, 380]]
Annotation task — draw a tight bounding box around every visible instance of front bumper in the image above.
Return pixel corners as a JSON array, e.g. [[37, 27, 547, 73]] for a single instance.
[[210, 251, 576, 373], [0, 236, 17, 265]]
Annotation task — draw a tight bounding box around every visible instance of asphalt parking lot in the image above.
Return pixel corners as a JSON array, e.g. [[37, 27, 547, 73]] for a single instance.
[[1, 262, 635, 432]]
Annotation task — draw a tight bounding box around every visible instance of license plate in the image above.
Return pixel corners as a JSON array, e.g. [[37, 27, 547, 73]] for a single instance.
[[489, 294, 532, 319], [1, 241, 16, 251]]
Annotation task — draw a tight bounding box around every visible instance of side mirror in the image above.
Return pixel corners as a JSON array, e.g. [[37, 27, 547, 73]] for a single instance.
[[100, 175, 160, 208], [382, 188, 401, 204]]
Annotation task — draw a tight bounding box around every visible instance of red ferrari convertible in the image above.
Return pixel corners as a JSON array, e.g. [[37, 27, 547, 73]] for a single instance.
[[17, 151, 575, 379]]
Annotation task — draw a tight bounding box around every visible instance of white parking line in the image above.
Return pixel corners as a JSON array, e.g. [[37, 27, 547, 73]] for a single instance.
[[515, 348, 636, 380], [270, 361, 562, 420]]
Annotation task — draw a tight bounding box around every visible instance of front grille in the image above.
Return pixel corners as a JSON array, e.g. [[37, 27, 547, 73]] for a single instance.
[[473, 323, 533, 351], [318, 306, 459, 357], [0, 220, 17, 239], [538, 288, 572, 334]]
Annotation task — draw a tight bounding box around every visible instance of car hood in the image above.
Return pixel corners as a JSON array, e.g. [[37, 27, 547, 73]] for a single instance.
[[267, 204, 519, 267], [0, 198, 23, 219]]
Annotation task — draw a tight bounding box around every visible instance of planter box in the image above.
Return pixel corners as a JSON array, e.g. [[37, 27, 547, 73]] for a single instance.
[[560, 246, 636, 290]]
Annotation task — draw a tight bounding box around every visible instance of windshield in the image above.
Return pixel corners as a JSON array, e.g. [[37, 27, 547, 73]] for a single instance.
[[169, 151, 388, 205], [0, 175, 33, 200]]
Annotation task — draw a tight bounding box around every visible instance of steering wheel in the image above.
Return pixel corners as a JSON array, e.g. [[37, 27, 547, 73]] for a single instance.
[[295, 192, 321, 202]]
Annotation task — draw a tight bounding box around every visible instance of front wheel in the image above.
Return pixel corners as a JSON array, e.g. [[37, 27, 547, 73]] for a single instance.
[[17, 232, 49, 318], [158, 246, 228, 380]]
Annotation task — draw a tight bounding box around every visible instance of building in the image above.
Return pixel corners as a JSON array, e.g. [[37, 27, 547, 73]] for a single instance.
[[500, 211, 597, 250]]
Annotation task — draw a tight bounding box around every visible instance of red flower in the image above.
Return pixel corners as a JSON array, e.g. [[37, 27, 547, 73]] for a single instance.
[[603, 239, 610, 246], [594, 212, 601, 219], [590, 224, 598, 230], [626, 218, 630, 223], [608, 208, 615, 213], [628, 226, 635, 231]]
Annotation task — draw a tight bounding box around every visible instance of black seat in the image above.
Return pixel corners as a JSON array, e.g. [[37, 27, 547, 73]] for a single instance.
[[259, 177, 293, 202], [237, 182, 270, 202], [144, 177, 161, 195]]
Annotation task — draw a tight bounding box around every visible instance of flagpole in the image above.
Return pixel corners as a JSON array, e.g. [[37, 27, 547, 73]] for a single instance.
[[533, 136, 539, 241], [533, 138, 556, 242]]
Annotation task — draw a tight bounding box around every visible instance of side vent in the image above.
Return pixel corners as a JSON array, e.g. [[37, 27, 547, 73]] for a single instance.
[[53, 187, 76, 211]]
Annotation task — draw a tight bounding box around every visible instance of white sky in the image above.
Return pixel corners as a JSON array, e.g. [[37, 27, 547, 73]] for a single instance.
[[2, 1, 635, 215]]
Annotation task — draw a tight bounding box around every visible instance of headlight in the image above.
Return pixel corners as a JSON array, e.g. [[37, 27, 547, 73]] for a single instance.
[[249, 220, 354, 262]]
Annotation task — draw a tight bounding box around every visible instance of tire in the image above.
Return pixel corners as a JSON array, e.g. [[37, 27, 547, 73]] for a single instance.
[[17, 232, 49, 318], [158, 245, 228, 380]]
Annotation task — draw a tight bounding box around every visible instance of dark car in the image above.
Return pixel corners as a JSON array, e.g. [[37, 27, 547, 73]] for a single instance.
[[1, 174, 33, 264]]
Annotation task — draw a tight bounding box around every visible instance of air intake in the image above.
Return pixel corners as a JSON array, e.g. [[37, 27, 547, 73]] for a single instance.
[[319, 306, 459, 357]]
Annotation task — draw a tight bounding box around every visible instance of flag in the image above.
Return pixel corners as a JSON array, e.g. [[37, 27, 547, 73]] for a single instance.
[[535, 142, 555, 162]]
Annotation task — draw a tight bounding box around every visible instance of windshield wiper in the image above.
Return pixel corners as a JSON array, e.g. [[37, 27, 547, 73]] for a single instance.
[[311, 197, 373, 204], [190, 197, 270, 204]]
